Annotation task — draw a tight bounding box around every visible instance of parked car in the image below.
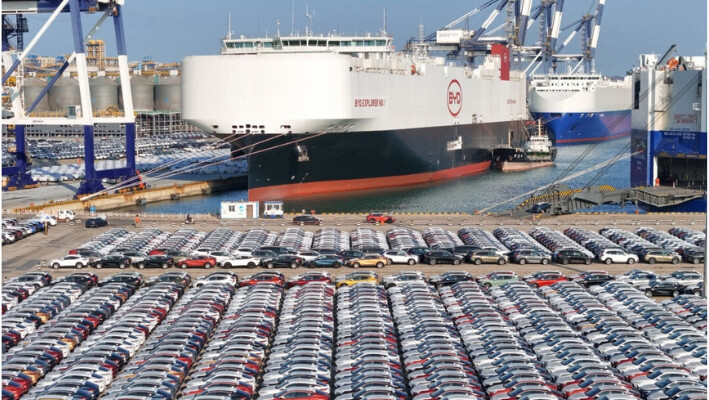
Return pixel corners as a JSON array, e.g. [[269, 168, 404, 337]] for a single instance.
[[366, 213, 395, 224], [287, 272, 332, 288], [7, 272, 52, 289], [347, 254, 388, 269], [466, 249, 507, 265], [479, 272, 520, 288], [192, 272, 238, 288], [382, 271, 427, 288], [137, 255, 175, 269], [239, 271, 285, 287], [640, 280, 688, 297], [429, 271, 474, 288], [382, 250, 418, 265], [683, 248, 705, 264], [525, 271, 568, 287], [56, 210, 76, 222], [640, 249, 681, 265], [573, 271, 615, 287], [553, 249, 593, 265], [85, 217, 108, 228], [177, 255, 217, 269], [292, 215, 322, 225], [56, 272, 99, 289], [420, 250, 463, 266], [219, 255, 261, 269], [510, 249, 551, 265], [50, 255, 93, 269], [307, 255, 344, 269], [94, 254, 132, 269], [264, 254, 304, 269], [598, 248, 639, 264], [99, 273, 143, 288], [335, 272, 379, 288]]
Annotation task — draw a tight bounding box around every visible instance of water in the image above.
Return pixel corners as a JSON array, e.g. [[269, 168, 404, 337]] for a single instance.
[[122, 138, 637, 214]]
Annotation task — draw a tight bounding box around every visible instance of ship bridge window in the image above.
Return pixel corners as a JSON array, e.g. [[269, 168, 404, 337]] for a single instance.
[[263, 42, 272, 48], [353, 40, 364, 46], [340, 41, 351, 47], [330, 41, 340, 46], [376, 40, 386, 46]]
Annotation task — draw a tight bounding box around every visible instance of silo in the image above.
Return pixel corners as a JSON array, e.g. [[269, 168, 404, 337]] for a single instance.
[[119, 75, 155, 111], [48, 77, 80, 112], [154, 76, 181, 112], [89, 76, 118, 112], [23, 77, 50, 113]]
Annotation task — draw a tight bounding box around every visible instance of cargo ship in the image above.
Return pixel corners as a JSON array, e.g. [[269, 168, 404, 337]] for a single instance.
[[182, 31, 527, 201], [492, 120, 556, 172], [630, 53, 707, 212], [528, 71, 632, 145]]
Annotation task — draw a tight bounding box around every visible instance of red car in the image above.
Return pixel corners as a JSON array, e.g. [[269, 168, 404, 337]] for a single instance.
[[525, 272, 568, 287], [286, 272, 332, 288], [239, 272, 285, 287], [177, 256, 217, 269], [366, 213, 395, 223]]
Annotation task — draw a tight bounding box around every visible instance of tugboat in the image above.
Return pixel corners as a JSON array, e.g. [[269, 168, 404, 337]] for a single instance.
[[492, 120, 557, 172]]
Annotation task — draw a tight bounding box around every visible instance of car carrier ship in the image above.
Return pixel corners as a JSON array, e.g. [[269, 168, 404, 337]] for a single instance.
[[182, 30, 527, 200], [630, 52, 707, 212], [528, 71, 632, 145]]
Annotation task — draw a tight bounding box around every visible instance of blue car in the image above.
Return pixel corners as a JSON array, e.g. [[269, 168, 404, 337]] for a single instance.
[[307, 255, 344, 268], [85, 218, 108, 228]]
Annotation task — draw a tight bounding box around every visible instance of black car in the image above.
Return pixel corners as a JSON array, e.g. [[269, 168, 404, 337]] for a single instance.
[[576, 273, 615, 287], [265, 254, 303, 269], [259, 246, 295, 255], [527, 202, 551, 213], [641, 280, 688, 297], [57, 272, 99, 289], [340, 250, 365, 265], [148, 272, 192, 288], [429, 271, 474, 288], [553, 249, 593, 265], [99, 273, 144, 288], [292, 215, 322, 225], [406, 247, 431, 258], [683, 282, 703, 296], [138, 255, 175, 269], [420, 250, 463, 265], [683, 248, 705, 264], [94, 254, 132, 269], [85, 218, 108, 228]]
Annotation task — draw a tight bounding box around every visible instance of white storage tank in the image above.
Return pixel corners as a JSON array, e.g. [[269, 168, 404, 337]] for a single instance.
[[89, 76, 118, 112], [154, 76, 181, 112], [23, 77, 51, 113], [48, 77, 80, 112]]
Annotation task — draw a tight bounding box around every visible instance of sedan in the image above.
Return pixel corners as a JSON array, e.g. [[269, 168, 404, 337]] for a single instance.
[[94, 255, 132, 269], [138, 255, 175, 269]]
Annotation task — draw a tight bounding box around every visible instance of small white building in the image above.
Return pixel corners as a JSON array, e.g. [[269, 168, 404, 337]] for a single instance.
[[221, 201, 259, 219], [263, 201, 284, 218]]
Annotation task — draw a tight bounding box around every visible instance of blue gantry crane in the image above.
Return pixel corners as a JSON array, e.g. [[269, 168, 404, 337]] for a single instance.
[[2, 0, 136, 196]]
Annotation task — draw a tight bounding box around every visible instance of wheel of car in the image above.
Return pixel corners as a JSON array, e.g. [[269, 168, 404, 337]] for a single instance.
[[75, 262, 83, 269], [162, 263, 169, 269], [52, 263, 60, 269], [333, 262, 341, 269], [648, 258, 656, 265], [290, 262, 297, 269], [223, 262, 232, 269], [627, 258, 635, 265], [204, 263, 212, 269], [483, 283, 491, 288], [562, 258, 569, 265], [584, 259, 592, 265], [671, 258, 679, 265], [247, 262, 256, 269], [407, 259, 415, 266], [693, 258, 700, 264], [474, 258, 482, 265], [138, 263, 145, 269], [693, 290, 702, 296], [180, 263, 187, 269], [387, 259, 393, 265], [352, 262, 360, 269], [672, 290, 680, 297], [266, 262, 274, 269], [120, 263, 128, 269], [519, 258, 527, 265], [604, 258, 612, 265], [498, 258, 506, 265], [367, 218, 374, 223], [309, 262, 317, 268], [95, 263, 102, 269], [386, 218, 393, 223], [541, 258, 549, 265], [453, 259, 461, 265], [645, 290, 653, 297], [429, 259, 436, 266]]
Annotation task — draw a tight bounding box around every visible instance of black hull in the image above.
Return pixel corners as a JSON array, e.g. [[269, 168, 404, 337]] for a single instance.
[[230, 121, 526, 200]]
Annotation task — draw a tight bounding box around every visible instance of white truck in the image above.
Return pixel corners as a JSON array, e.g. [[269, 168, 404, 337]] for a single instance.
[[56, 210, 76, 222]]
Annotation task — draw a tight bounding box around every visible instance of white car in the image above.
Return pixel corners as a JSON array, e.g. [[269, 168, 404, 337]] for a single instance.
[[33, 214, 57, 226], [219, 255, 261, 269], [296, 250, 321, 262], [207, 251, 234, 265], [383, 250, 418, 265], [193, 272, 238, 287], [49, 254, 93, 269], [599, 249, 639, 264]]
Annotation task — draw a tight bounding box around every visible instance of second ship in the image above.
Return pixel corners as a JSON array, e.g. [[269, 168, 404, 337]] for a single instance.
[[182, 29, 527, 201]]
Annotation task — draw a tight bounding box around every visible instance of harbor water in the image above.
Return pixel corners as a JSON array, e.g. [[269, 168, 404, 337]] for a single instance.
[[122, 138, 638, 214]]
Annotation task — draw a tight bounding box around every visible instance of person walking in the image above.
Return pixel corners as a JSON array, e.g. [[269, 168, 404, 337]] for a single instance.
[[134, 214, 141, 225]]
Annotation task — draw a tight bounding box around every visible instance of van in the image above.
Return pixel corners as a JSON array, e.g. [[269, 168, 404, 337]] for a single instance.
[[56, 210, 76, 222]]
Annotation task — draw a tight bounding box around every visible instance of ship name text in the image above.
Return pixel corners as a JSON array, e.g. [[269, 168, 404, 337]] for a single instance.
[[354, 98, 385, 107]]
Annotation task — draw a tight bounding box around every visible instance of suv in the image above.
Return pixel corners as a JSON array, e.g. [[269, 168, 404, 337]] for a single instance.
[[511, 249, 551, 265], [366, 213, 395, 224], [466, 249, 507, 265], [553, 249, 593, 265], [640, 249, 681, 265], [292, 215, 322, 225], [599, 249, 639, 264]]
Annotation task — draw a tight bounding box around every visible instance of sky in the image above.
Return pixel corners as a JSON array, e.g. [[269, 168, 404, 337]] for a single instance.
[[17, 0, 708, 76]]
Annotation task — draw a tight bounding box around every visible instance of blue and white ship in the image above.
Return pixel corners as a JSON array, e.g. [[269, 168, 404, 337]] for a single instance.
[[528, 71, 632, 145], [630, 53, 707, 212]]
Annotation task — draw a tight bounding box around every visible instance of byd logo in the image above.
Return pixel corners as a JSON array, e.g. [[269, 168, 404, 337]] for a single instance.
[[447, 79, 462, 117]]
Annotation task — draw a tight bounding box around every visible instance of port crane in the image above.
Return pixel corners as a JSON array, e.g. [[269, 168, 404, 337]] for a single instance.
[[2, 0, 137, 196]]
